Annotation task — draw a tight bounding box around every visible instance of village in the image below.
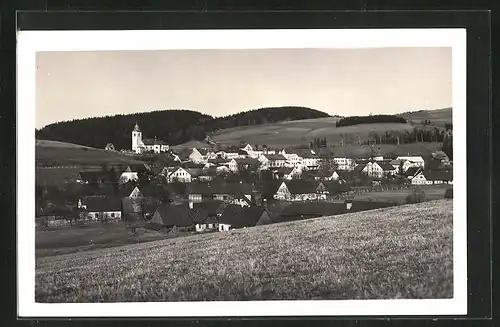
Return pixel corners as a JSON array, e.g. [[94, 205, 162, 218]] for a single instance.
[[36, 122, 453, 236]]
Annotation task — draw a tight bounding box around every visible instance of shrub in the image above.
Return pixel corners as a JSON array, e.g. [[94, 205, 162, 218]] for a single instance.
[[405, 190, 428, 204], [444, 188, 453, 198]]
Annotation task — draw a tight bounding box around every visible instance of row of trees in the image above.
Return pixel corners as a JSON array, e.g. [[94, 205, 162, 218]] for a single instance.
[[310, 138, 328, 149], [336, 115, 407, 127], [335, 127, 450, 147]]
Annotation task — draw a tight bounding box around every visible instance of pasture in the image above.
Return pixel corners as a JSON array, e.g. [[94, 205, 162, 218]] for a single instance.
[[398, 108, 452, 128], [36, 223, 180, 258], [36, 140, 144, 166], [36, 200, 453, 302], [349, 186, 449, 204]]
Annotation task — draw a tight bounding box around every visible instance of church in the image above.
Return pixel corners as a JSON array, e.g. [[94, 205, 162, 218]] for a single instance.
[[132, 123, 169, 154]]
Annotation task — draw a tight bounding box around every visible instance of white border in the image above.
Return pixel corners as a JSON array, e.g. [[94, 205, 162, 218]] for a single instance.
[[17, 29, 467, 317]]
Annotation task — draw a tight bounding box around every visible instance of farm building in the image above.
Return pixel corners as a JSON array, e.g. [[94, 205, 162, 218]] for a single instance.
[[411, 170, 453, 185], [119, 185, 143, 199], [273, 180, 320, 201], [192, 200, 226, 232], [105, 143, 115, 151], [275, 166, 302, 180], [316, 181, 351, 198], [147, 203, 194, 231], [81, 196, 122, 222], [167, 167, 192, 183], [218, 205, 272, 231]]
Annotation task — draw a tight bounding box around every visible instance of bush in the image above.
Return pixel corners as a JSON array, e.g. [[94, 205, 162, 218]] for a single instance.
[[444, 188, 453, 198], [405, 190, 428, 204]]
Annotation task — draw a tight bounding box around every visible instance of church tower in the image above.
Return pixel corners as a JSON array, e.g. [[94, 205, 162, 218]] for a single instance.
[[132, 122, 142, 153]]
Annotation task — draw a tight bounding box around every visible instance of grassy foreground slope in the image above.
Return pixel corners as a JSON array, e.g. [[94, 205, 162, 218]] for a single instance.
[[36, 200, 453, 302]]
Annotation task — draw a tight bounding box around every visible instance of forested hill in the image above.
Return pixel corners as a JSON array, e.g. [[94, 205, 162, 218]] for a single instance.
[[35, 106, 330, 150]]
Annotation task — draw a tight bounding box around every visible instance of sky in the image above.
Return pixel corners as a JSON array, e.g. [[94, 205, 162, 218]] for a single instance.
[[36, 47, 452, 129]]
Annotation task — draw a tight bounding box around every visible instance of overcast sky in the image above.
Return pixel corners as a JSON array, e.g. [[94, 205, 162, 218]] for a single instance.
[[36, 47, 452, 129]]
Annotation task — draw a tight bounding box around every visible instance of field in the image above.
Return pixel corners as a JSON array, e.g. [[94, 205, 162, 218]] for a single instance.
[[36, 223, 180, 258], [36, 200, 453, 302], [349, 186, 449, 204], [171, 108, 451, 154], [36, 140, 144, 166]]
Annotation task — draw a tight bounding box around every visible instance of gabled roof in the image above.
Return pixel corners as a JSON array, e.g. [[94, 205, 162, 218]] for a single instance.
[[85, 196, 122, 212], [143, 138, 168, 146], [315, 170, 339, 178], [169, 167, 191, 176], [119, 184, 141, 198], [208, 158, 229, 165], [265, 154, 287, 161], [127, 163, 150, 173], [193, 200, 225, 217], [283, 180, 319, 194], [219, 205, 267, 228], [182, 162, 206, 169], [235, 157, 260, 165], [189, 207, 209, 224], [377, 161, 397, 171], [199, 167, 218, 176], [319, 180, 351, 194], [155, 203, 193, 227], [404, 167, 423, 177], [277, 167, 295, 175]]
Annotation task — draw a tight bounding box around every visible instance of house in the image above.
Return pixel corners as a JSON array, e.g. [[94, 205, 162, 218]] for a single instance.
[[167, 167, 192, 183], [300, 152, 320, 170], [410, 171, 433, 185], [275, 166, 302, 180], [191, 200, 225, 232], [275, 202, 346, 223], [263, 154, 288, 169], [119, 171, 139, 184], [314, 170, 340, 181], [355, 161, 385, 178], [389, 159, 403, 173], [119, 185, 143, 199], [81, 196, 122, 222], [316, 181, 351, 198], [198, 167, 219, 182], [235, 157, 260, 171], [121, 197, 144, 226], [105, 143, 116, 151], [274, 180, 320, 201], [426, 170, 453, 184], [188, 148, 210, 164], [283, 153, 304, 168], [222, 159, 239, 173], [397, 156, 426, 170], [218, 205, 272, 231], [146, 203, 194, 231], [187, 181, 252, 206], [332, 157, 355, 171], [404, 167, 423, 179], [377, 161, 398, 176], [257, 154, 270, 170]]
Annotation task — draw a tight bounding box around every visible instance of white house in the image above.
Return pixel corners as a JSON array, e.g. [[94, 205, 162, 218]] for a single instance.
[[397, 156, 425, 170], [257, 154, 270, 170], [264, 154, 288, 168], [167, 167, 192, 183], [189, 148, 207, 164], [411, 171, 433, 185], [301, 153, 320, 170], [332, 157, 355, 171], [284, 153, 304, 168], [273, 181, 319, 201], [119, 171, 139, 184]]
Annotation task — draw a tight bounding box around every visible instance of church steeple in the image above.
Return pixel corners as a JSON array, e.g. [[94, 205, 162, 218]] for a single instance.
[[133, 122, 141, 132]]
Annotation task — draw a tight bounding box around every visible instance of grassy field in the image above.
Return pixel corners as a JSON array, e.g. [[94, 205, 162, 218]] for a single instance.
[[175, 108, 452, 155], [36, 223, 181, 258], [350, 186, 449, 204], [36, 200, 453, 302], [36, 140, 144, 166]]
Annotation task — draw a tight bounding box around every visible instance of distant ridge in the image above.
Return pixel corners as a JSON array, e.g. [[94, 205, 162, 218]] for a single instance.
[[35, 106, 330, 150]]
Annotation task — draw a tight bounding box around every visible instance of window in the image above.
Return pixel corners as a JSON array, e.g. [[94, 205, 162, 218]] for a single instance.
[[111, 213, 115, 218], [95, 213, 99, 218]]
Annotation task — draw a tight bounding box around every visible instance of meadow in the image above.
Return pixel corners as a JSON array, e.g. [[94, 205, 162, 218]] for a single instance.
[[349, 185, 449, 204], [35, 200, 453, 302]]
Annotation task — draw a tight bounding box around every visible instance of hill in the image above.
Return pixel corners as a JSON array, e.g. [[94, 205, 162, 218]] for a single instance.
[[398, 107, 452, 128], [35, 107, 330, 150], [35, 200, 452, 302]]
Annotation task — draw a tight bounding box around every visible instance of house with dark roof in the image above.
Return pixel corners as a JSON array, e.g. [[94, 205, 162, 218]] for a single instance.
[[167, 167, 192, 183], [275, 166, 302, 180], [273, 180, 320, 201], [316, 181, 351, 198], [81, 196, 122, 222], [275, 202, 346, 223], [146, 203, 194, 231], [187, 181, 252, 206], [218, 205, 272, 231]]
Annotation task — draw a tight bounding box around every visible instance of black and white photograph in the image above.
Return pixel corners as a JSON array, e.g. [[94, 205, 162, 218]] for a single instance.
[[17, 29, 467, 316]]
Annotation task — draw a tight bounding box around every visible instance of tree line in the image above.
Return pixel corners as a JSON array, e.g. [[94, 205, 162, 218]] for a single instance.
[[336, 115, 407, 127]]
